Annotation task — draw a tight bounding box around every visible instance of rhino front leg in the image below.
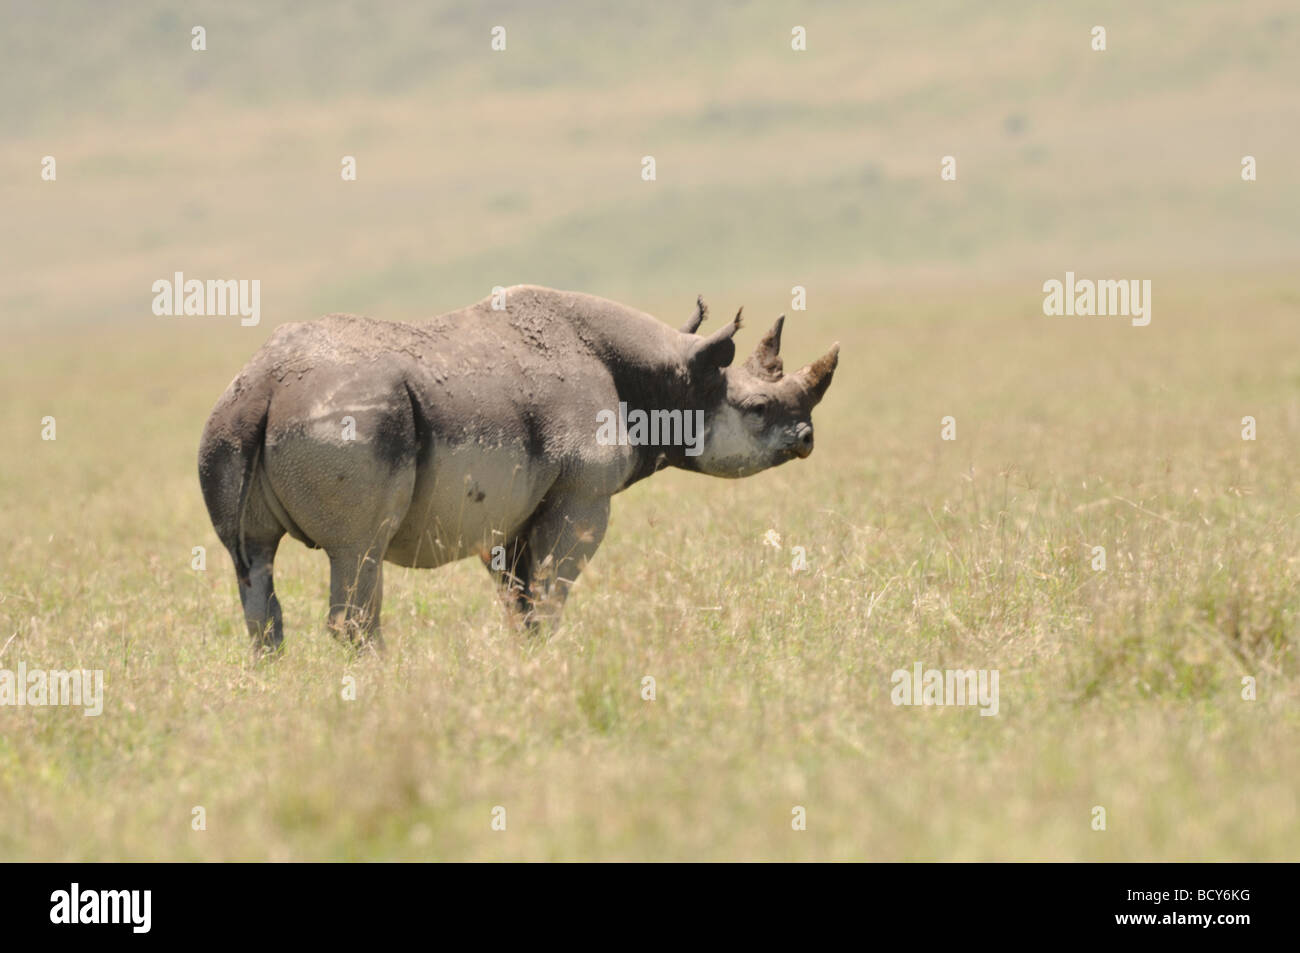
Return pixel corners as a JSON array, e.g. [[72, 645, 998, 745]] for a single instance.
[[482, 535, 534, 625], [326, 545, 386, 652], [523, 494, 610, 631]]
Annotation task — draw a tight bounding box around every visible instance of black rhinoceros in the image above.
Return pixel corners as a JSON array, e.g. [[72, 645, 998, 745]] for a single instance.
[[198, 285, 838, 652]]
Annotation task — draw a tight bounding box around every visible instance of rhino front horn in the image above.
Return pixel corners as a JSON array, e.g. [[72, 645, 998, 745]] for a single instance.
[[743, 314, 785, 382], [797, 342, 839, 406]]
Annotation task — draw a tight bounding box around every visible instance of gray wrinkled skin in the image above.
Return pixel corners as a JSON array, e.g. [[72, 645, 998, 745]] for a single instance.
[[198, 285, 838, 653]]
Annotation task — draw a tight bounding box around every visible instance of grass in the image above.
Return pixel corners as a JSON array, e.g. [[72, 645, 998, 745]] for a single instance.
[[0, 0, 1298, 860], [1, 273, 1297, 860]]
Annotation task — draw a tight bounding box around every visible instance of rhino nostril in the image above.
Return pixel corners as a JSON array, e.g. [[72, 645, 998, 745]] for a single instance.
[[793, 426, 814, 457]]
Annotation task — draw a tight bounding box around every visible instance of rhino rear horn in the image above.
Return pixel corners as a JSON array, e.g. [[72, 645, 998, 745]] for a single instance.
[[796, 343, 840, 406], [688, 307, 742, 371], [680, 295, 708, 334], [743, 315, 785, 381]]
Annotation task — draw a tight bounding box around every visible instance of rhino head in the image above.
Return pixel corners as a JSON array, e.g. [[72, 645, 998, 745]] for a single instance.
[[679, 296, 839, 478]]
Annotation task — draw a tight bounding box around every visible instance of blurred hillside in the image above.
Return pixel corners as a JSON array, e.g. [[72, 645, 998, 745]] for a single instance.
[[0, 0, 1296, 331]]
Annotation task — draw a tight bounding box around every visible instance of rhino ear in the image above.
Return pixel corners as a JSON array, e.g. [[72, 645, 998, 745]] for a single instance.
[[680, 295, 708, 334], [688, 307, 742, 371]]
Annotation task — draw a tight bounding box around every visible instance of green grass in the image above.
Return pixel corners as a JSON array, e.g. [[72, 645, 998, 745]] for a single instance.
[[1, 274, 1298, 860], [0, 0, 1298, 860]]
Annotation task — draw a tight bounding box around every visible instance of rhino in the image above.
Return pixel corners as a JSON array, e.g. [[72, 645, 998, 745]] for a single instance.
[[198, 285, 838, 652]]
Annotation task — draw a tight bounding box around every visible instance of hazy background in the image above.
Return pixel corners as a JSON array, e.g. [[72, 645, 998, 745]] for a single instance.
[[2, 0, 1297, 330]]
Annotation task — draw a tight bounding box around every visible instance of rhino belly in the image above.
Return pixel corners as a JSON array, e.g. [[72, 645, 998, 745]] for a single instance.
[[384, 441, 557, 568]]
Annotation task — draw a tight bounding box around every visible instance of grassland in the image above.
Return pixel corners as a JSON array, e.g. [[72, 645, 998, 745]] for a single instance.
[[0, 1, 1298, 860]]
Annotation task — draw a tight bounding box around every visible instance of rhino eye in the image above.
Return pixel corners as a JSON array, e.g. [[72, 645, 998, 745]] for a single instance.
[[746, 399, 769, 416]]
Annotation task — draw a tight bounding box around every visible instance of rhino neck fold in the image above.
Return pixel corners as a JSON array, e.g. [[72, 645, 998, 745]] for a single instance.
[[552, 294, 707, 485], [602, 358, 704, 488]]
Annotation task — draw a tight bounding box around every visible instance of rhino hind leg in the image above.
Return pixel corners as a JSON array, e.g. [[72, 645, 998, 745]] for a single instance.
[[240, 534, 285, 654], [205, 440, 287, 655], [326, 546, 387, 652]]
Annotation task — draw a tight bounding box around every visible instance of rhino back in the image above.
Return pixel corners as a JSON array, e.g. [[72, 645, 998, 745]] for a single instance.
[[249, 304, 636, 567]]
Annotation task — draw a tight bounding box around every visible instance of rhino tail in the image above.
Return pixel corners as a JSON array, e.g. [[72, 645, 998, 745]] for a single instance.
[[198, 374, 273, 585]]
